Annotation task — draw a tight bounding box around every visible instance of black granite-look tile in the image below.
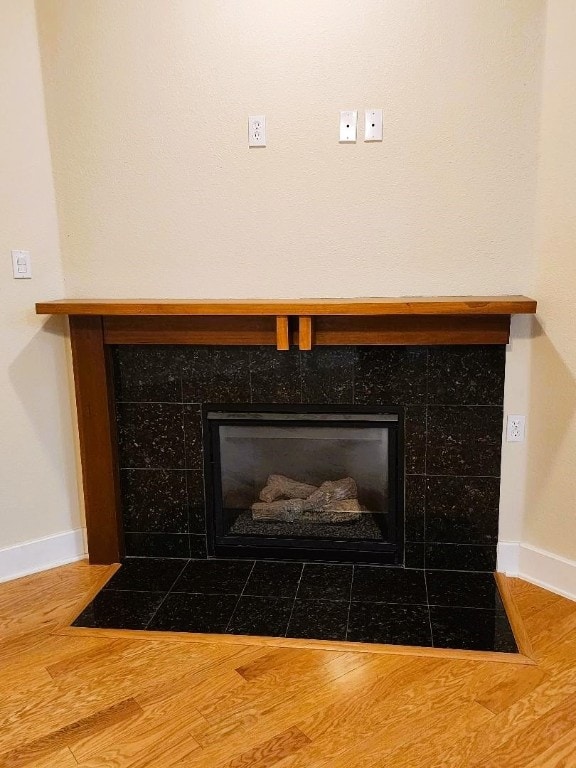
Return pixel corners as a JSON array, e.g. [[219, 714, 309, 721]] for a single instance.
[[425, 543, 497, 572], [426, 570, 500, 609], [425, 476, 499, 544], [493, 611, 519, 653], [120, 469, 188, 533], [352, 566, 427, 605], [404, 543, 425, 569], [405, 406, 426, 475], [187, 471, 206, 534], [405, 475, 426, 542], [226, 596, 293, 636], [173, 559, 254, 594], [180, 347, 251, 404], [301, 347, 355, 404], [347, 602, 432, 646], [112, 345, 181, 403], [297, 564, 353, 601], [147, 592, 238, 633], [427, 346, 506, 406], [104, 558, 186, 592], [189, 535, 208, 559], [430, 606, 517, 652], [183, 404, 203, 471], [287, 599, 349, 640], [117, 402, 185, 469], [426, 406, 503, 476], [73, 591, 165, 630], [243, 561, 303, 598], [354, 347, 427, 406], [249, 347, 301, 403], [123, 533, 190, 559], [494, 590, 507, 615]]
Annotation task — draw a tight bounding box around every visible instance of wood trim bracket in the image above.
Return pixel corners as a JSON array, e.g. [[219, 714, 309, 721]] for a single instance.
[[275, 316, 290, 350]]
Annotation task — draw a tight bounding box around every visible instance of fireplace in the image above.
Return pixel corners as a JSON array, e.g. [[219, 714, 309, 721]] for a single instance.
[[204, 405, 403, 563], [35, 296, 538, 567]]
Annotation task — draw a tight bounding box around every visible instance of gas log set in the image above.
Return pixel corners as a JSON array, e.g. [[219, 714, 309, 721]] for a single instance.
[[251, 474, 364, 525]]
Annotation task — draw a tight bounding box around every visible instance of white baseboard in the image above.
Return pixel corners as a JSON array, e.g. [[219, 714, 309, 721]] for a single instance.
[[0, 529, 86, 584], [498, 541, 576, 602], [497, 541, 521, 575]]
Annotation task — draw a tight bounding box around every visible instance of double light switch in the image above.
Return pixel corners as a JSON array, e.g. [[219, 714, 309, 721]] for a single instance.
[[11, 250, 32, 279]]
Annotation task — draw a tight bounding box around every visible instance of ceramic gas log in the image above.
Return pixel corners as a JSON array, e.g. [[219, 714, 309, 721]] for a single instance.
[[252, 475, 363, 523]]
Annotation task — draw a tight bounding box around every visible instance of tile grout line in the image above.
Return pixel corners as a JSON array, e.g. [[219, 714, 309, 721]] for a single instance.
[[143, 559, 190, 630], [117, 401, 505, 408], [224, 560, 257, 633], [423, 568, 435, 647], [344, 565, 355, 641], [178, 373, 192, 558], [248, 348, 254, 405], [179, 374, 193, 561], [120, 468, 498, 479], [284, 563, 306, 637], [351, 345, 356, 407]]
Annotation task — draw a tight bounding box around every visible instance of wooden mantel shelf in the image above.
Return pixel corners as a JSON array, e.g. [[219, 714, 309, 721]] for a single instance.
[[37, 295, 536, 351], [38, 295, 536, 564], [36, 295, 536, 317]]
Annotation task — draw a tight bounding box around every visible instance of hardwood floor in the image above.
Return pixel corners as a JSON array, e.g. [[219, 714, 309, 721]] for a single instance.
[[0, 562, 575, 767]]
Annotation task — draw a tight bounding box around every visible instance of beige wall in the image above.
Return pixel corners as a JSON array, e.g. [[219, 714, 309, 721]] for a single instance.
[[524, 0, 576, 560], [36, 0, 542, 300], [0, 0, 80, 550]]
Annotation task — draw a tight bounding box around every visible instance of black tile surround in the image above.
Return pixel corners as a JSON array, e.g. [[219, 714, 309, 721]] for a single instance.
[[112, 344, 505, 570], [73, 558, 518, 653]]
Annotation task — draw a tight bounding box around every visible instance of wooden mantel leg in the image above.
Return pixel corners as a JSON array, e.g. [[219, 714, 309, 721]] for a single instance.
[[69, 315, 123, 564]]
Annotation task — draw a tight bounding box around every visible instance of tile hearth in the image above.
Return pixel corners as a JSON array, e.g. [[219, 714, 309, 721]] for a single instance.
[[73, 558, 518, 653]]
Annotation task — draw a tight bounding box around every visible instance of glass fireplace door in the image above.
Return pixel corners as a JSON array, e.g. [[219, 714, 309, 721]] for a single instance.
[[204, 407, 404, 564]]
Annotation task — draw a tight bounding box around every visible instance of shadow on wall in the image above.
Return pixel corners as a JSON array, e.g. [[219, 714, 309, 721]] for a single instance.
[[8, 315, 80, 522], [524, 317, 576, 555]]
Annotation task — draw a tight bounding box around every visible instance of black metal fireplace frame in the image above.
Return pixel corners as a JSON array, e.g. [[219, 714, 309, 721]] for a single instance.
[[202, 403, 405, 565]]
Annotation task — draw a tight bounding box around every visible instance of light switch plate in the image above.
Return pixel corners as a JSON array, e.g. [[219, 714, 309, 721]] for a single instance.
[[364, 108, 383, 141], [339, 110, 357, 142], [11, 249, 32, 279]]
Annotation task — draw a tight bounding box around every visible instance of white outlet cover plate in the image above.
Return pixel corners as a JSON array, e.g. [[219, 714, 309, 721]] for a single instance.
[[11, 249, 32, 279], [364, 108, 383, 141], [506, 414, 526, 442], [248, 115, 266, 147], [339, 110, 357, 142]]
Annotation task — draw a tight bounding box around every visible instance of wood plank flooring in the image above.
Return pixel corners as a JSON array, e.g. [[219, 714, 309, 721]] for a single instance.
[[0, 561, 575, 767]]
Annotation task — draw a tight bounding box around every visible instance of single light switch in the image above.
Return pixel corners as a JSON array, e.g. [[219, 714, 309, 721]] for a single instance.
[[11, 250, 32, 279], [339, 110, 357, 143], [364, 108, 383, 141]]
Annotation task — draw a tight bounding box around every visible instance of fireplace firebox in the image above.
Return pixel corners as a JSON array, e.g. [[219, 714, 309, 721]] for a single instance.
[[204, 405, 404, 563]]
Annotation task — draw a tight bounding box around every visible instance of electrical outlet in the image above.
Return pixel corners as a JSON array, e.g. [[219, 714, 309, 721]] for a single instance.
[[506, 415, 526, 442], [248, 115, 266, 147]]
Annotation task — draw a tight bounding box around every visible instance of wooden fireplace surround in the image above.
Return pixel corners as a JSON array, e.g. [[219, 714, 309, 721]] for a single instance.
[[36, 296, 537, 564]]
